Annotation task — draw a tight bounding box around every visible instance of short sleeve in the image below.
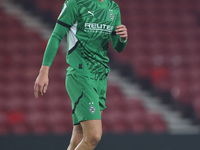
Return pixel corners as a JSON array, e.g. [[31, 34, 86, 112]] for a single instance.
[[57, 0, 78, 28]]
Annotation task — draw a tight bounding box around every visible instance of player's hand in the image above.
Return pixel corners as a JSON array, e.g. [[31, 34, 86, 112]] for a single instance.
[[34, 66, 49, 98], [116, 24, 128, 42]]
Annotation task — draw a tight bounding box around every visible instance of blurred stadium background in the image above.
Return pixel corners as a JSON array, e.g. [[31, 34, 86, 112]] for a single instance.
[[0, 0, 200, 149]]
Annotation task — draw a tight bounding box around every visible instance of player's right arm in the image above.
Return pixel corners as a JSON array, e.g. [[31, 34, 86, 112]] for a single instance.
[[34, 0, 78, 98], [34, 23, 68, 98]]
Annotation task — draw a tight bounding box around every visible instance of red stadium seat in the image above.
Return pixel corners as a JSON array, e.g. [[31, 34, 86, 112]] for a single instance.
[[26, 111, 49, 134], [47, 111, 73, 134], [11, 123, 29, 135], [147, 112, 167, 133], [128, 111, 149, 133]]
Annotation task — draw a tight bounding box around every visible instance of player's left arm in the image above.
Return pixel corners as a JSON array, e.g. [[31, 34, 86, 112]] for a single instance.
[[111, 6, 128, 53]]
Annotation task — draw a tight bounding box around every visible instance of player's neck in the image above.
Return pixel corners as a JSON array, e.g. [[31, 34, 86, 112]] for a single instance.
[[98, 0, 103, 2]]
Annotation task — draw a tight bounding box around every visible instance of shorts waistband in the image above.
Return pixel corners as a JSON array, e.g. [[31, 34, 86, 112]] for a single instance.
[[67, 72, 107, 80]]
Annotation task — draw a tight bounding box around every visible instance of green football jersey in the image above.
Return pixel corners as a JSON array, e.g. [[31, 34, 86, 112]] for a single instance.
[[57, 0, 124, 79]]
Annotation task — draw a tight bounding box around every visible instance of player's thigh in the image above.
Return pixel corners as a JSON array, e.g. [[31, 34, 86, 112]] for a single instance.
[[80, 119, 102, 140], [71, 111, 102, 142]]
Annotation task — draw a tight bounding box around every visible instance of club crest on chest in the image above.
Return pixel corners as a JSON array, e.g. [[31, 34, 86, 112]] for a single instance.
[[110, 10, 114, 21]]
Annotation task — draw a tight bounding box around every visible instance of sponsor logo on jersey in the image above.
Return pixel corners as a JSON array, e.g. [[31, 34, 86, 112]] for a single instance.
[[84, 23, 114, 34]]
